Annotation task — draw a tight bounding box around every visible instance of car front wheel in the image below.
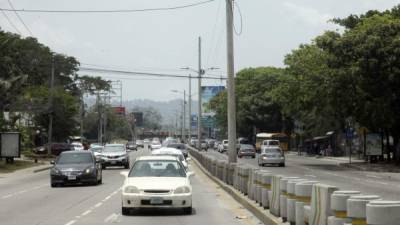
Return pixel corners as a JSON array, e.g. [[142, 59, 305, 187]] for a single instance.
[[122, 207, 130, 215]]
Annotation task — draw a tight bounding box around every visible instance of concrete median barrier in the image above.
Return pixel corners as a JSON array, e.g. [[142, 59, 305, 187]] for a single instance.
[[347, 195, 380, 225], [249, 168, 259, 200], [280, 177, 301, 222], [287, 179, 308, 225], [261, 172, 273, 209], [309, 183, 339, 225], [270, 175, 284, 217], [295, 181, 320, 225], [366, 200, 400, 225], [328, 190, 361, 225]]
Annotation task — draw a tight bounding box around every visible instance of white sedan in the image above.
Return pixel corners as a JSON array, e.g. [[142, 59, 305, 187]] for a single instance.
[[151, 147, 188, 170], [121, 155, 194, 215]]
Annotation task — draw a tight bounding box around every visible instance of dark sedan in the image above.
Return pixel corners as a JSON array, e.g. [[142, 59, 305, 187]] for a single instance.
[[50, 151, 102, 187], [237, 144, 256, 158]]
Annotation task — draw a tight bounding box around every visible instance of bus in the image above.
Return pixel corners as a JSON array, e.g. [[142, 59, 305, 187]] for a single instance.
[[255, 133, 289, 152]]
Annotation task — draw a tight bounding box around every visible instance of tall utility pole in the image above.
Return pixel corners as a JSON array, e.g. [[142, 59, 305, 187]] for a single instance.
[[47, 56, 55, 155], [188, 74, 192, 141], [226, 0, 237, 163], [197, 36, 202, 149], [183, 90, 186, 142]]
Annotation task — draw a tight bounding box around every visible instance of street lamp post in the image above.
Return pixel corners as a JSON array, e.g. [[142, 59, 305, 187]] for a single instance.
[[171, 90, 187, 142]]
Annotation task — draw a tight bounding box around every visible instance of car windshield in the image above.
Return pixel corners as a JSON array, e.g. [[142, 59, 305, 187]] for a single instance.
[[264, 140, 279, 145], [57, 153, 93, 164], [154, 153, 184, 162], [90, 147, 103, 153], [263, 148, 281, 154], [129, 160, 186, 177], [241, 144, 254, 149], [103, 146, 124, 152]]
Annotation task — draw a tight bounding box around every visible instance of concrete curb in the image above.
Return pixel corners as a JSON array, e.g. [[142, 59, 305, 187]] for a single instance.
[[190, 153, 284, 225], [33, 165, 52, 173]]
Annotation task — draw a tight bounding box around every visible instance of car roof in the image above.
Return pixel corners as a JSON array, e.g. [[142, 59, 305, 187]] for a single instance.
[[61, 150, 92, 155], [105, 144, 124, 146], [152, 148, 183, 155], [137, 155, 179, 161]]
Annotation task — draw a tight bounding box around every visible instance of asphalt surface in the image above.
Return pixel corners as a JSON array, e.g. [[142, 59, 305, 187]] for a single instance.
[[0, 147, 261, 225], [206, 149, 400, 200]]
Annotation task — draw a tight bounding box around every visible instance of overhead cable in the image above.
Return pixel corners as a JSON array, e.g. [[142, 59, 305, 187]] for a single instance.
[[7, 0, 33, 36], [0, 8, 21, 34], [0, 0, 216, 13]]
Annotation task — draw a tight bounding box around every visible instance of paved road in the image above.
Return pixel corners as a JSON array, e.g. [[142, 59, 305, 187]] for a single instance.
[[0, 147, 260, 225], [206, 149, 400, 200]]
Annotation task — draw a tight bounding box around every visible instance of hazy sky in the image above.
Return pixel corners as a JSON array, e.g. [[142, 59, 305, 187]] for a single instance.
[[1, 0, 399, 101]]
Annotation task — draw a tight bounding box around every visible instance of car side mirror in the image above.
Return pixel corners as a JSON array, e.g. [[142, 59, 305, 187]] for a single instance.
[[50, 160, 55, 165], [120, 171, 129, 178], [187, 171, 195, 177]]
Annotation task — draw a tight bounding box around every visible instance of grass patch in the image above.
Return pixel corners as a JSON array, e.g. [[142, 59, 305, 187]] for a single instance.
[[0, 160, 43, 173]]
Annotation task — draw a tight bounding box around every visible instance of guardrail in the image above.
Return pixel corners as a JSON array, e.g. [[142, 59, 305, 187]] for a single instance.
[[188, 147, 400, 225]]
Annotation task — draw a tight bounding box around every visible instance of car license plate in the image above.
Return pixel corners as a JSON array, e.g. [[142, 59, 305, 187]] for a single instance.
[[110, 161, 116, 164], [150, 197, 163, 205], [68, 175, 76, 180]]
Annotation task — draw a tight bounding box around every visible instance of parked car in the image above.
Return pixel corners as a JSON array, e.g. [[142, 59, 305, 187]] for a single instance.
[[71, 142, 84, 151], [126, 141, 137, 151], [135, 140, 144, 148], [120, 155, 194, 215], [143, 139, 150, 145], [238, 144, 256, 158], [100, 144, 130, 169], [166, 143, 188, 158], [258, 147, 285, 167], [33, 143, 73, 156], [189, 138, 198, 147], [218, 140, 228, 153], [50, 151, 102, 187]]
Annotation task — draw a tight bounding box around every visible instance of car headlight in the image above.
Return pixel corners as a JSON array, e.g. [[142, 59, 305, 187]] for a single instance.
[[262, 156, 268, 160], [124, 186, 139, 194], [85, 166, 95, 174], [51, 167, 61, 175], [174, 186, 191, 194]]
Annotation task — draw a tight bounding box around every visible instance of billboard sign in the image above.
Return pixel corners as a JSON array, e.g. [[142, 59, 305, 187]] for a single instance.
[[366, 133, 382, 156], [201, 86, 225, 114]]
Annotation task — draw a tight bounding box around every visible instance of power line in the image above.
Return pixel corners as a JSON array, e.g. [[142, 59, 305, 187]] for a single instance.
[[0, 8, 21, 35], [0, 0, 216, 13], [7, 0, 33, 36], [79, 66, 227, 80]]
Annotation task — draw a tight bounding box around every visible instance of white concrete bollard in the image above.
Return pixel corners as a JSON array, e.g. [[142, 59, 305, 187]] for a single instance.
[[280, 177, 301, 222], [261, 172, 273, 209], [243, 167, 251, 195], [347, 195, 380, 225], [233, 164, 240, 190], [248, 168, 258, 200], [366, 200, 400, 225], [256, 170, 270, 205], [294, 181, 320, 225], [287, 179, 308, 225], [329, 190, 361, 225], [309, 183, 339, 225], [270, 175, 284, 217]]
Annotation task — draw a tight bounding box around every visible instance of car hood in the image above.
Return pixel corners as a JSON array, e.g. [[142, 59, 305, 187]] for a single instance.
[[125, 177, 189, 190], [55, 163, 92, 171]]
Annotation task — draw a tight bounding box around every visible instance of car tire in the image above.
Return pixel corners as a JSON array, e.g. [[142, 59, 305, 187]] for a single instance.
[[124, 164, 129, 169], [279, 163, 285, 167], [183, 207, 192, 215], [51, 182, 56, 188], [122, 207, 130, 216], [252, 156, 255, 158]]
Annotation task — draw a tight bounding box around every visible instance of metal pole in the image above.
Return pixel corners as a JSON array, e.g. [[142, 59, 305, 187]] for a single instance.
[[197, 36, 202, 149], [183, 90, 186, 142], [47, 56, 55, 155], [226, 0, 237, 163], [188, 74, 192, 141]]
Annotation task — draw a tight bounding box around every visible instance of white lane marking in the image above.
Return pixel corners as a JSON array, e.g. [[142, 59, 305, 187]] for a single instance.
[[65, 220, 76, 225], [377, 182, 389, 185], [94, 202, 103, 208], [1, 184, 47, 199], [104, 213, 119, 223], [304, 175, 317, 178], [81, 210, 91, 216], [366, 174, 382, 179]]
